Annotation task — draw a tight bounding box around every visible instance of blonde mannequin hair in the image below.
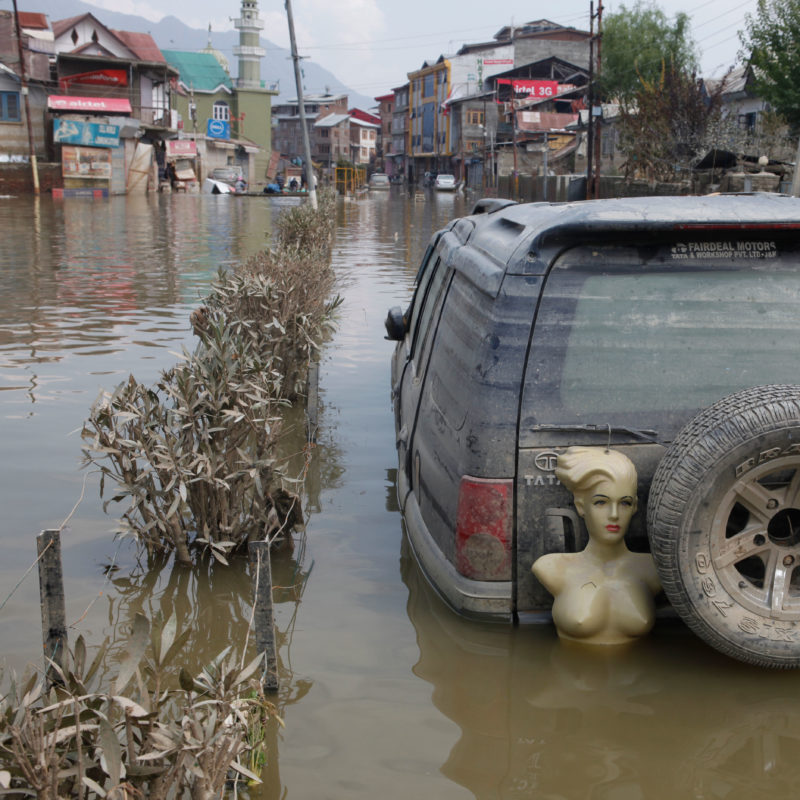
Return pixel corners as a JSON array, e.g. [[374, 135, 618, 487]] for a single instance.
[[555, 447, 637, 496]]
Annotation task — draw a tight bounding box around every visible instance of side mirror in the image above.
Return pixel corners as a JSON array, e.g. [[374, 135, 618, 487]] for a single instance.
[[384, 306, 406, 341]]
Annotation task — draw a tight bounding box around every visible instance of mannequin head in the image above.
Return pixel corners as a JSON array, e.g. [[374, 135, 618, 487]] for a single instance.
[[555, 447, 638, 544]]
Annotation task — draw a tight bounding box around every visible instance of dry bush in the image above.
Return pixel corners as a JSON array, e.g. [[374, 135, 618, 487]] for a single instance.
[[82, 191, 337, 561], [0, 613, 278, 798], [82, 311, 294, 563]]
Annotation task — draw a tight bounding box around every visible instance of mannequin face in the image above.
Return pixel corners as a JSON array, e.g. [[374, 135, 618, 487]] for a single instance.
[[574, 476, 637, 545]]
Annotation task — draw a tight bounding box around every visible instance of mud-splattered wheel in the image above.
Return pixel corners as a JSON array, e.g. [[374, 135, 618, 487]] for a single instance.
[[648, 385, 800, 667]]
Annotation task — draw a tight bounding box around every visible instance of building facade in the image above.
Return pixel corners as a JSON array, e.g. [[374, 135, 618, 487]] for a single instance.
[[407, 44, 513, 180], [374, 92, 393, 171], [273, 92, 348, 164], [389, 83, 409, 179]]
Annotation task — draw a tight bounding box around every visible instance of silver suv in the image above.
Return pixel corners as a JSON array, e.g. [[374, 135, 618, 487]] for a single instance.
[[386, 194, 800, 667]]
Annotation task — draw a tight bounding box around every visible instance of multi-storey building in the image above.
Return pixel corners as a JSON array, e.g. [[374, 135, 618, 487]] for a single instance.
[[313, 112, 350, 171], [272, 92, 348, 163], [407, 44, 512, 180], [405, 19, 592, 182], [389, 83, 409, 180], [374, 92, 394, 170], [349, 108, 380, 165]]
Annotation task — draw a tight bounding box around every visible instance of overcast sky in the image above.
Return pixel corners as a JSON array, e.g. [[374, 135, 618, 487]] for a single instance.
[[50, 0, 761, 96]]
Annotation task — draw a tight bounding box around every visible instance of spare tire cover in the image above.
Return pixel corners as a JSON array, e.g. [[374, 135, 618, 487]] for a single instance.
[[648, 385, 800, 668]]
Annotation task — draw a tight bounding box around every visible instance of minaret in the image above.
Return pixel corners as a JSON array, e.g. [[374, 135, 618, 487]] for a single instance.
[[233, 0, 266, 88]]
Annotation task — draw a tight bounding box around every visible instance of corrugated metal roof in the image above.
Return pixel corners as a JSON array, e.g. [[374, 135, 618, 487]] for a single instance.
[[52, 15, 84, 38], [114, 30, 165, 63], [315, 112, 350, 127], [162, 49, 232, 92], [18, 12, 49, 30]]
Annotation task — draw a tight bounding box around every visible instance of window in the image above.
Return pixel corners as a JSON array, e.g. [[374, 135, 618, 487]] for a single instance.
[[319, 128, 329, 137], [466, 110, 484, 125], [0, 92, 21, 122], [213, 101, 230, 121], [523, 244, 800, 439], [601, 129, 616, 157], [409, 256, 451, 370], [739, 112, 757, 131]]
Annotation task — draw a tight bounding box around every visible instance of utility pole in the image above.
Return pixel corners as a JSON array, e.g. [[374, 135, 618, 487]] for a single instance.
[[285, 0, 317, 209], [593, 0, 603, 199], [12, 0, 39, 195], [586, 1, 594, 200]]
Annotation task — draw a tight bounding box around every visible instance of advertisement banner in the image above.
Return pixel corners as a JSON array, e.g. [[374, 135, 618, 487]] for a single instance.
[[61, 145, 112, 181], [166, 140, 197, 157], [48, 95, 132, 114], [59, 69, 128, 89], [206, 119, 230, 139], [54, 119, 120, 148], [497, 79, 560, 99]]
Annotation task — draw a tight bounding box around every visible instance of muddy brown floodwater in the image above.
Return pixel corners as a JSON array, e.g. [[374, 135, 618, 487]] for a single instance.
[[2, 189, 800, 799]]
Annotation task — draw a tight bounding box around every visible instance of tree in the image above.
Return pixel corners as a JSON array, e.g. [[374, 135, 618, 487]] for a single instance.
[[600, 1, 699, 103], [617, 62, 722, 181], [740, 0, 800, 130]]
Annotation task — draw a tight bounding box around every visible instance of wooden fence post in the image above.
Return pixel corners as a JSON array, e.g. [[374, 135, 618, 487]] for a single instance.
[[37, 529, 68, 686], [306, 359, 319, 443], [248, 541, 279, 691]]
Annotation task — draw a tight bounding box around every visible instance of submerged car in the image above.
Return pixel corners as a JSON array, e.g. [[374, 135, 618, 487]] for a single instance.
[[369, 173, 391, 190], [386, 193, 800, 668], [209, 165, 248, 193], [434, 174, 457, 191]]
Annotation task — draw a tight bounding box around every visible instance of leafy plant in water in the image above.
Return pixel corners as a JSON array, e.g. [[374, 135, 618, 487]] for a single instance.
[[0, 612, 280, 798], [81, 190, 338, 561], [82, 313, 295, 563]]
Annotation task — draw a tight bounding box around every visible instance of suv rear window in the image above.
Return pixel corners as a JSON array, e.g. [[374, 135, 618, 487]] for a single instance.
[[522, 241, 800, 439]]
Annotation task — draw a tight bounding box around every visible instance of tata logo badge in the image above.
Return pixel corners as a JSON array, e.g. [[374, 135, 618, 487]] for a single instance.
[[534, 451, 559, 472]]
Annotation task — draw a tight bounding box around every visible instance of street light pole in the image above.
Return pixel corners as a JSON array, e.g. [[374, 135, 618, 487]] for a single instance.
[[285, 0, 317, 209]]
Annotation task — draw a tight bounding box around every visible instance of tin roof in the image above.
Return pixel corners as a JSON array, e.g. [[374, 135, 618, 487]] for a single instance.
[[113, 31, 165, 63], [18, 12, 49, 30], [161, 50, 232, 93], [315, 112, 350, 127]]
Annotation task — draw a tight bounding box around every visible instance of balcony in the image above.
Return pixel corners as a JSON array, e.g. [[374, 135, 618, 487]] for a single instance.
[[233, 44, 266, 58], [233, 16, 265, 30]]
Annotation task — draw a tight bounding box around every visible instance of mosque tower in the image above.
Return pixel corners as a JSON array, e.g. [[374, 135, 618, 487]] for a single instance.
[[233, 0, 266, 88]]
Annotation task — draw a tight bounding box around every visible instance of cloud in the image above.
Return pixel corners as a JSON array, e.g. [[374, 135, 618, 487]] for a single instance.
[[289, 0, 387, 89], [89, 0, 163, 22]]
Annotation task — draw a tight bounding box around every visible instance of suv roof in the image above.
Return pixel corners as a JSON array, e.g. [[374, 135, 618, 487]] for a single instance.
[[464, 194, 800, 284]]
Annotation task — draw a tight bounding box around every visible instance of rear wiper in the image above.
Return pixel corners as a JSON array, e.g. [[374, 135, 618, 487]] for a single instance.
[[530, 424, 659, 443]]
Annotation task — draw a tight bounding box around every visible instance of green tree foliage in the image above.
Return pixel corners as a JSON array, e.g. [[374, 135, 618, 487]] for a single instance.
[[600, 0, 698, 103], [740, 0, 800, 130]]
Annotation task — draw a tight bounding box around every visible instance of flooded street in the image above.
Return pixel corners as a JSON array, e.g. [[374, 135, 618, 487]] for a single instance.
[[2, 190, 800, 798]]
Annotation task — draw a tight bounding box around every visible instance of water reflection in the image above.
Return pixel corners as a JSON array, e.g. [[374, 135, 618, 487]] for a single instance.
[[94, 537, 311, 796], [402, 535, 800, 799], [10, 189, 791, 799]]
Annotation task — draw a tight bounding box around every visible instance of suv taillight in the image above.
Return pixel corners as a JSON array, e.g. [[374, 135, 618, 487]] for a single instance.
[[455, 476, 512, 580]]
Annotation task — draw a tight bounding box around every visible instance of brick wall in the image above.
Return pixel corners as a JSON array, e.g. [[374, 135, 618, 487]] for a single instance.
[[0, 163, 63, 193]]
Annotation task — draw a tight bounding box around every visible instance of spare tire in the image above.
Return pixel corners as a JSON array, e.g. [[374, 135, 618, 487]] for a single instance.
[[648, 385, 800, 668]]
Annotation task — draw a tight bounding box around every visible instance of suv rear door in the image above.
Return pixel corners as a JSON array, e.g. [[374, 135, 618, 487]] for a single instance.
[[517, 237, 800, 614]]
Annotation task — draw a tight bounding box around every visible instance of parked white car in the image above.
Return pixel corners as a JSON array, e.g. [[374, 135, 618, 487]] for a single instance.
[[434, 173, 457, 191]]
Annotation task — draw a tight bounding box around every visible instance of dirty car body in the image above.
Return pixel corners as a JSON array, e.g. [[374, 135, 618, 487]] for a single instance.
[[386, 194, 800, 667]]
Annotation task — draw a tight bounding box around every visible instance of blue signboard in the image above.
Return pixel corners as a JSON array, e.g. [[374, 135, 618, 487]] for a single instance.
[[53, 119, 120, 148], [206, 119, 230, 139]]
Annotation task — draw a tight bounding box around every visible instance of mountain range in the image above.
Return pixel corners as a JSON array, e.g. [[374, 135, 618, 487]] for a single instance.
[[24, 0, 375, 108]]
